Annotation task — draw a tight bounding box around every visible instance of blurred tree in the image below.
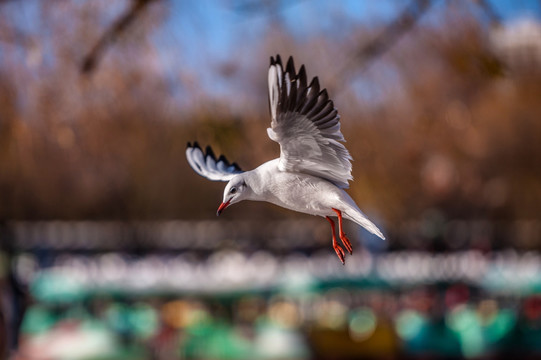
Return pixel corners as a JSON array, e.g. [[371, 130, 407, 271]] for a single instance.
[[0, 0, 538, 235]]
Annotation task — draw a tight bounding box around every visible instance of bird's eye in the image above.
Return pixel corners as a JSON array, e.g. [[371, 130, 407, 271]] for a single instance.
[[230, 187, 237, 194]]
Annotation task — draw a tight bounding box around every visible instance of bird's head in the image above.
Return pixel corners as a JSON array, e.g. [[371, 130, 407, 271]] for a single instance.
[[217, 175, 249, 216]]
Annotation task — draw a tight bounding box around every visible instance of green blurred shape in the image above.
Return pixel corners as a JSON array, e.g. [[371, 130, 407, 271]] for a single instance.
[[349, 307, 377, 341], [447, 306, 478, 332], [184, 320, 252, 359], [395, 310, 426, 340], [129, 302, 159, 339], [30, 271, 86, 303], [105, 303, 132, 335], [396, 310, 462, 356], [20, 305, 56, 334], [447, 306, 485, 358], [484, 309, 516, 343]]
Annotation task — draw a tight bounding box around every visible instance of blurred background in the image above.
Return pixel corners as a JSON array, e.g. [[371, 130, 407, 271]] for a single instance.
[[1, 0, 541, 359]]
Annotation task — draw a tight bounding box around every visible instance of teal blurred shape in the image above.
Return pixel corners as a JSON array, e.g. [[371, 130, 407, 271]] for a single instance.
[[129, 302, 159, 339], [349, 307, 377, 341], [20, 304, 56, 335], [30, 271, 87, 303], [397, 309, 462, 356], [447, 305, 485, 358], [395, 309, 426, 340], [484, 309, 516, 343], [183, 320, 252, 359]]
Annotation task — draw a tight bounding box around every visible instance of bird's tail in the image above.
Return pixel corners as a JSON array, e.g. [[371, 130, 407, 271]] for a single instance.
[[343, 206, 385, 240]]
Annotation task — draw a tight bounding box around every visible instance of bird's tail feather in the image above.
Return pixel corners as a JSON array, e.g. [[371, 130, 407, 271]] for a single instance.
[[344, 208, 385, 240]]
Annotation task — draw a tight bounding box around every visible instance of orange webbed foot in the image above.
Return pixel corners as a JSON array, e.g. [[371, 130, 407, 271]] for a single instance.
[[340, 232, 353, 255], [326, 215, 346, 265], [332, 208, 353, 255]]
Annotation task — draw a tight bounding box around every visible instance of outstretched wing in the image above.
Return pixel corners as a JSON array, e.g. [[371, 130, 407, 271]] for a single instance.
[[267, 55, 352, 188], [186, 142, 243, 182]]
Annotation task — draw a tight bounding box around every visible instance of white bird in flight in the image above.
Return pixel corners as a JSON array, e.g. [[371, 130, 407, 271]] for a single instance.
[[186, 55, 385, 264]]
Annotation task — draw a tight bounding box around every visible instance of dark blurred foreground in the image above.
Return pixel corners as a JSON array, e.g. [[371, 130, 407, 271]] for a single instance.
[[1, 220, 541, 359]]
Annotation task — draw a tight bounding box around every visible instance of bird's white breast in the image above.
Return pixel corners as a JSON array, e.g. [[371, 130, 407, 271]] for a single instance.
[[245, 159, 345, 217]]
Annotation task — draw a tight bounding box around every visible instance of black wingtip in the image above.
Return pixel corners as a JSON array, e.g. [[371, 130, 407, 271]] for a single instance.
[[276, 54, 282, 67], [205, 145, 216, 160], [187, 141, 202, 150], [217, 154, 230, 166], [286, 56, 295, 75], [309, 76, 320, 93], [218, 154, 242, 172], [298, 65, 307, 85]]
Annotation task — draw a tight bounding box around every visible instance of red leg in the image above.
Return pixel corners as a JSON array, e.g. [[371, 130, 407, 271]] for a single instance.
[[332, 208, 353, 255], [326, 216, 345, 265]]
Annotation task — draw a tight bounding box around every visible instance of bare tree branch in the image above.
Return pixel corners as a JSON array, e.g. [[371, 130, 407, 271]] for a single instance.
[[474, 0, 502, 26], [336, 0, 433, 86], [81, 0, 160, 74]]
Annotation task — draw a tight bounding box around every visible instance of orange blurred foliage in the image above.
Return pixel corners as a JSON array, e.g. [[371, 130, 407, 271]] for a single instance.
[[0, 1, 540, 232]]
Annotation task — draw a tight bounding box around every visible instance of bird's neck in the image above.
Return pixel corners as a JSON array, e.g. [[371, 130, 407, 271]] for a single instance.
[[244, 159, 280, 201]]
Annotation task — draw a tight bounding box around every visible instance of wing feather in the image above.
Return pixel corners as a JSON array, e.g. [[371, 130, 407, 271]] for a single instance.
[[268, 55, 353, 188], [186, 142, 242, 182]]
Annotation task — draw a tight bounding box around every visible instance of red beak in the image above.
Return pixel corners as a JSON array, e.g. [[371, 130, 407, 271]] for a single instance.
[[217, 199, 231, 216]]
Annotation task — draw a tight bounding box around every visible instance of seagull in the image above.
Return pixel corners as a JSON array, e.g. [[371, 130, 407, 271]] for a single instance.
[[186, 55, 385, 264]]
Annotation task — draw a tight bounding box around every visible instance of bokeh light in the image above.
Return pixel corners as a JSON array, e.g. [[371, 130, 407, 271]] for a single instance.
[[1, 1, 541, 359]]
